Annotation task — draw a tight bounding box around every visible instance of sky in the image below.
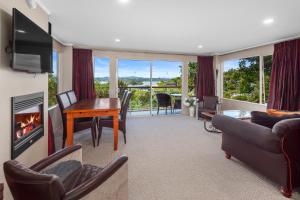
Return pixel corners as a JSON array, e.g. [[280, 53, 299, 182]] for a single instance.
[[223, 60, 239, 72], [94, 58, 182, 78], [52, 51, 58, 75]]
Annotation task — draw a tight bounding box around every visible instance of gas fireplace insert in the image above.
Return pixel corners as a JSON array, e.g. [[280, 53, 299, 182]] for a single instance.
[[11, 92, 44, 159]]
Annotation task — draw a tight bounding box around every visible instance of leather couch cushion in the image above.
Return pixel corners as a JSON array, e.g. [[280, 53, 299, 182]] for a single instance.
[[42, 160, 82, 191], [251, 111, 300, 129], [75, 164, 103, 187]]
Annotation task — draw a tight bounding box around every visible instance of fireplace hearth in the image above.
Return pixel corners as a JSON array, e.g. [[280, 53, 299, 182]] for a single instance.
[[11, 92, 44, 159]]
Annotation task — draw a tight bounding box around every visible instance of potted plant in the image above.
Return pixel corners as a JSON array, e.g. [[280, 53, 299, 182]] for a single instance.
[[184, 97, 197, 117]]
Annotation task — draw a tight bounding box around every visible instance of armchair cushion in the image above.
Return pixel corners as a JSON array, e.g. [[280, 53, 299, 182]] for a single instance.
[[42, 160, 82, 191], [251, 111, 300, 129], [212, 115, 281, 153]]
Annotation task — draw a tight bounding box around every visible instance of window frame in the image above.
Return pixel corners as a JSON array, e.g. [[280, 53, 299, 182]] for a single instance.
[[221, 55, 272, 105], [93, 57, 111, 98], [48, 49, 60, 108]]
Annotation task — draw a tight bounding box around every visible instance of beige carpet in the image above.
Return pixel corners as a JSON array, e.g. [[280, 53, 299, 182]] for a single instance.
[[74, 115, 300, 200]]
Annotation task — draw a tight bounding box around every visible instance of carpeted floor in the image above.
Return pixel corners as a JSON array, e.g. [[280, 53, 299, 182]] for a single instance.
[[73, 115, 300, 200]]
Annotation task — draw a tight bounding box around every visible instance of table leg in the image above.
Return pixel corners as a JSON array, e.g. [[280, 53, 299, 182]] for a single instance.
[[113, 112, 119, 151], [66, 114, 74, 147]]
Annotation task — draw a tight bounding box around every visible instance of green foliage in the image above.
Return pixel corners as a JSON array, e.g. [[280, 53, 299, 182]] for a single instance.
[[188, 62, 197, 95], [95, 81, 109, 98], [263, 55, 272, 103], [127, 79, 143, 85], [48, 74, 57, 107], [223, 56, 272, 103]]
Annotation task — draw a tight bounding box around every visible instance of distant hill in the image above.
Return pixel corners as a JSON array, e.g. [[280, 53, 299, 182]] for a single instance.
[[95, 76, 171, 82]]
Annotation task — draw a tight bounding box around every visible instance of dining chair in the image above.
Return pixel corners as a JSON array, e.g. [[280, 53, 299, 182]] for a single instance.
[[156, 93, 172, 115], [198, 96, 219, 120], [97, 92, 132, 146], [56, 92, 97, 148], [66, 90, 77, 104], [120, 90, 129, 114]]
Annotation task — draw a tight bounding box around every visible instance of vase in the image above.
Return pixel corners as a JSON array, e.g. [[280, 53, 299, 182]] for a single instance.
[[189, 106, 195, 117]]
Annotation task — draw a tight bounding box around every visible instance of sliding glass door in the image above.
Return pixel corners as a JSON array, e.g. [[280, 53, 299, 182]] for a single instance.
[[118, 59, 182, 116]]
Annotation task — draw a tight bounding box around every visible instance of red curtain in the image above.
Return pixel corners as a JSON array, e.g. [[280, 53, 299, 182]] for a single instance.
[[48, 114, 55, 155], [267, 39, 300, 111], [196, 56, 215, 101], [73, 48, 96, 100]]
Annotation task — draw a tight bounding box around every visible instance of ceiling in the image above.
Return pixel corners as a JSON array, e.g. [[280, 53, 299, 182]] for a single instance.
[[40, 0, 300, 55]]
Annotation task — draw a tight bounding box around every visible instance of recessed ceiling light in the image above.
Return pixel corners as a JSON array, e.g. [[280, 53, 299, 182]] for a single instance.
[[197, 45, 203, 49], [263, 18, 274, 25], [119, 0, 130, 4], [115, 38, 121, 43]]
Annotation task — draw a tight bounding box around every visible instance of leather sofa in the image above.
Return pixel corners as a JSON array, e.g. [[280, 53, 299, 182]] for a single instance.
[[212, 114, 300, 198], [4, 145, 128, 200]]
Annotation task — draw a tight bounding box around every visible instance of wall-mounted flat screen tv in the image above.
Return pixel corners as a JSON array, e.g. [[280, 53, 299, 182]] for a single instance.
[[12, 8, 53, 73]]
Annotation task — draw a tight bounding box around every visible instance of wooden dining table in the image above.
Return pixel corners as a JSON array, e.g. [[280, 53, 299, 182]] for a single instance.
[[64, 98, 121, 150]]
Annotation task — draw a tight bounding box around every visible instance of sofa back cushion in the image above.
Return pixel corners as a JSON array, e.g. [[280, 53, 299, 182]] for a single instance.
[[251, 111, 300, 129]]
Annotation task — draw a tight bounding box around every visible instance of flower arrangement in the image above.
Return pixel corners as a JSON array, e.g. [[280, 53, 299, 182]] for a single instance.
[[183, 97, 197, 108]]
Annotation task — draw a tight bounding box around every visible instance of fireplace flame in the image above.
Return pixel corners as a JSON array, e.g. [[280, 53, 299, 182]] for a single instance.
[[16, 114, 41, 139]]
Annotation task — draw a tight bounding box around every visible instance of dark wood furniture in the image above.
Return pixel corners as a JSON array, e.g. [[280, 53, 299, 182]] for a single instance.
[[97, 92, 132, 146], [4, 145, 128, 200], [198, 96, 219, 120], [156, 93, 172, 115], [0, 183, 3, 200], [170, 93, 181, 112], [64, 98, 121, 150], [212, 115, 300, 198], [57, 92, 98, 148]]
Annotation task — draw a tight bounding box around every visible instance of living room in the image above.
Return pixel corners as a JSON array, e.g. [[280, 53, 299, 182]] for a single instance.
[[0, 0, 300, 200]]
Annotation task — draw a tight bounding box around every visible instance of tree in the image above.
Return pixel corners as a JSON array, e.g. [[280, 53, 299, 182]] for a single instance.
[[48, 74, 57, 107], [188, 62, 197, 95], [223, 57, 260, 103]]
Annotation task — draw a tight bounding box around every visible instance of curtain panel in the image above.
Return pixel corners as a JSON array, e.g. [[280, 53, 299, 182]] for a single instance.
[[267, 39, 300, 111], [48, 114, 55, 155], [196, 56, 215, 101], [73, 48, 96, 100]]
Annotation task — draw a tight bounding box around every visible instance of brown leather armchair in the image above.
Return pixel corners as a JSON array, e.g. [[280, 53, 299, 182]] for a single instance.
[[4, 145, 128, 200], [212, 115, 300, 198]]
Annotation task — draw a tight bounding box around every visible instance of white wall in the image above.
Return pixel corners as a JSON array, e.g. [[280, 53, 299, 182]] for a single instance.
[[215, 45, 274, 111], [0, 0, 49, 199]]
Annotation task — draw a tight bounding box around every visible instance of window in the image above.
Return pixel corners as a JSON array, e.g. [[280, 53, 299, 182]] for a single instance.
[[223, 57, 260, 103], [48, 50, 59, 107], [94, 57, 110, 98], [188, 62, 197, 96], [262, 55, 272, 104]]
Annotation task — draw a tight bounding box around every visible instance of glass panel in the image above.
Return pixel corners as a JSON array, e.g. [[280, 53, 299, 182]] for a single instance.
[[223, 57, 260, 103], [263, 55, 272, 104], [152, 61, 182, 114], [118, 60, 151, 114], [48, 50, 58, 107], [94, 58, 110, 98]]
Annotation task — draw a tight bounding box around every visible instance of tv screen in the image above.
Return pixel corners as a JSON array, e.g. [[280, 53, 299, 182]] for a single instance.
[[12, 8, 53, 73]]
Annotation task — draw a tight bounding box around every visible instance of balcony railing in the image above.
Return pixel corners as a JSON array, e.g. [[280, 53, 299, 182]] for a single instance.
[[119, 86, 182, 113]]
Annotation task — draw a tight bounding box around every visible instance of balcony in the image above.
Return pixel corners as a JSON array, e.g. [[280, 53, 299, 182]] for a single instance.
[[119, 86, 182, 116]]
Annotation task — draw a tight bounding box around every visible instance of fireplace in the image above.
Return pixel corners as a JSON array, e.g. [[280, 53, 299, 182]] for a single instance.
[[11, 92, 44, 159]]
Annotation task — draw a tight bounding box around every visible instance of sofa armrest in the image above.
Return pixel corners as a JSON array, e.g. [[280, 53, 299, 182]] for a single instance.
[[30, 145, 82, 171], [212, 115, 281, 153], [64, 155, 128, 200], [272, 118, 300, 138]]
